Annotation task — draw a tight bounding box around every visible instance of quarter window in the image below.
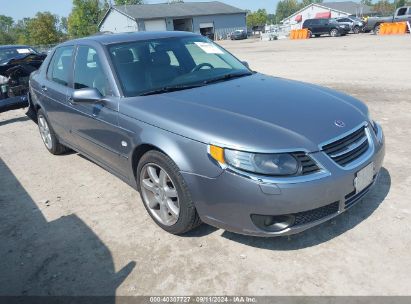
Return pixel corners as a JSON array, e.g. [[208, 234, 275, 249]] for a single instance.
[[48, 46, 74, 86]]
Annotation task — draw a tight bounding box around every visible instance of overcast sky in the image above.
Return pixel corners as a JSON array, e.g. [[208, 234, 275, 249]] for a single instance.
[[1, 0, 353, 21]]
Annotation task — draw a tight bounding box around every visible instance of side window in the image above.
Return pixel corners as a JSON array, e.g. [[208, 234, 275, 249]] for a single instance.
[[74, 46, 110, 96], [48, 46, 74, 86], [311, 19, 320, 25], [397, 8, 407, 16]]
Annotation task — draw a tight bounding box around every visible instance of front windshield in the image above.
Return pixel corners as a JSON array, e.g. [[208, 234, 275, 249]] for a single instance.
[[108, 35, 251, 97], [0, 47, 36, 62]]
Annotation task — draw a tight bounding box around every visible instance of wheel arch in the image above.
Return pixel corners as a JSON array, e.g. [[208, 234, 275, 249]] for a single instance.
[[128, 129, 224, 185], [131, 143, 163, 182]]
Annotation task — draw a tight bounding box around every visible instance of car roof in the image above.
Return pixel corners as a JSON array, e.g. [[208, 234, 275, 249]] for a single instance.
[[59, 31, 199, 47]]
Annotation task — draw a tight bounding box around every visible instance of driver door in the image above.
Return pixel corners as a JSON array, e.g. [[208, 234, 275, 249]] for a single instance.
[[69, 45, 129, 178]]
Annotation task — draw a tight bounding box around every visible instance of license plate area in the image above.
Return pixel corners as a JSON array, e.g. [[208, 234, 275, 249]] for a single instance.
[[354, 162, 374, 193]]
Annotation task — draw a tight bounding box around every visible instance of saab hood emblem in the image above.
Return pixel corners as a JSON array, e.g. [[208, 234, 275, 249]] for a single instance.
[[334, 120, 345, 128]]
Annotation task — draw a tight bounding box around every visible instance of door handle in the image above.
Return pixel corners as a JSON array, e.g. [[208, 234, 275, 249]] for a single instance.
[[41, 85, 47, 91], [68, 96, 74, 104]]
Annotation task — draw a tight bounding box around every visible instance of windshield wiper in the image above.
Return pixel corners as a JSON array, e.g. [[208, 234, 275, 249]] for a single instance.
[[139, 83, 205, 96], [203, 71, 253, 85]]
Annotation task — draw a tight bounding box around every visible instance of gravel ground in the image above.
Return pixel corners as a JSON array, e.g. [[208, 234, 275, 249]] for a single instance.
[[1, 34, 410, 296]]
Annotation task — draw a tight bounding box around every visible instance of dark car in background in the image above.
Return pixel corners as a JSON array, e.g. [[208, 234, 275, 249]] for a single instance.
[[230, 29, 247, 40], [303, 18, 350, 37], [0, 45, 46, 113], [29, 31, 384, 237], [335, 17, 365, 34]]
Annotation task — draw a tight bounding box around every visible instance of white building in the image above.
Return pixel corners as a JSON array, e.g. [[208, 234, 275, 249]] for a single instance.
[[281, 1, 373, 30], [99, 1, 247, 40]]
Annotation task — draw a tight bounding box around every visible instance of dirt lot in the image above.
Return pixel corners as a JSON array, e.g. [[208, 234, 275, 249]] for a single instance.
[[1, 34, 411, 296]]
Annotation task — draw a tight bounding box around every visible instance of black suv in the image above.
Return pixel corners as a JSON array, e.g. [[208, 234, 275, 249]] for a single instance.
[[302, 18, 350, 37]]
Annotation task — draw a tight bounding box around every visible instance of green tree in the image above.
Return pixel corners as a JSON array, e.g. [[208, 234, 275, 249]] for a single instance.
[[395, 0, 407, 7], [113, 0, 144, 4], [0, 15, 15, 44], [275, 0, 300, 22], [373, 0, 395, 15], [68, 0, 106, 38], [0, 15, 14, 32], [361, 0, 373, 6], [300, 0, 323, 7], [11, 18, 32, 44], [28, 12, 60, 45], [247, 9, 268, 27]]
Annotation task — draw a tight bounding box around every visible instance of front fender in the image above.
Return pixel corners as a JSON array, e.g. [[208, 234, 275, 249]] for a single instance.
[[120, 113, 224, 182]]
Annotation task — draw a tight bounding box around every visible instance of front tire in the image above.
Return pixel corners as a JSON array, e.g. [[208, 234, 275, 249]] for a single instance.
[[137, 150, 201, 235], [37, 109, 68, 155]]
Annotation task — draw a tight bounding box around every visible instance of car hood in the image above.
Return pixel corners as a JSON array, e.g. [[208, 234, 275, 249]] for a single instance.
[[120, 73, 369, 152]]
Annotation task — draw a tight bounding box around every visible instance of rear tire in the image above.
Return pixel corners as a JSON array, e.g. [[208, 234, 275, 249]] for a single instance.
[[330, 29, 339, 37], [37, 109, 68, 155], [353, 26, 360, 34], [137, 150, 201, 235], [373, 24, 381, 35]]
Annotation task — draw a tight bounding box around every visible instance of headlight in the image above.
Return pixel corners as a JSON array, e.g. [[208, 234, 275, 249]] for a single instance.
[[209, 145, 299, 176]]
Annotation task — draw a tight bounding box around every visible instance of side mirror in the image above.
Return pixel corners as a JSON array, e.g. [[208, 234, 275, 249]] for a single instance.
[[242, 61, 250, 69], [72, 88, 102, 103]]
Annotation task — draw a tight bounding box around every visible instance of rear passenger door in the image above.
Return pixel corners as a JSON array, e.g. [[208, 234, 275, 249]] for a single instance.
[[70, 45, 129, 178], [39, 46, 76, 146]]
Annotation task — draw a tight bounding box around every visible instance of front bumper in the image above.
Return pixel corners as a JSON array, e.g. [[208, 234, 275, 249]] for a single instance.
[[182, 124, 385, 237]]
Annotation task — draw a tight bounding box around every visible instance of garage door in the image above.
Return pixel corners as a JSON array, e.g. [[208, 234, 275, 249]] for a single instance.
[[145, 19, 167, 31], [199, 22, 214, 29]]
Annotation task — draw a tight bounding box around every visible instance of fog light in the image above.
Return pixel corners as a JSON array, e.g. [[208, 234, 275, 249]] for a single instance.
[[251, 214, 295, 232]]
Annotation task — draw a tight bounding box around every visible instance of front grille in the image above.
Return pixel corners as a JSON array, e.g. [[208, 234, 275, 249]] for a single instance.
[[322, 125, 369, 166], [293, 152, 321, 175], [293, 201, 339, 226]]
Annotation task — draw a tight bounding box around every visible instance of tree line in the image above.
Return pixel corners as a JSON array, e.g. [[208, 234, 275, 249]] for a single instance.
[[0, 0, 144, 46], [247, 0, 411, 28], [1, 0, 410, 46]]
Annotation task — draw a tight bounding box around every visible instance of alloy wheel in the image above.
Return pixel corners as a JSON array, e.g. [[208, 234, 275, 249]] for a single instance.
[[38, 115, 52, 150], [140, 164, 180, 226]]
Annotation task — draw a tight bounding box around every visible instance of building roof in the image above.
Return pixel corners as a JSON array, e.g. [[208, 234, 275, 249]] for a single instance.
[[281, 1, 372, 22], [321, 1, 373, 15], [112, 1, 246, 20]]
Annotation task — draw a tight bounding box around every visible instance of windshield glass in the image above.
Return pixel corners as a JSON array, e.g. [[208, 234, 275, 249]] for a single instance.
[[108, 35, 251, 97], [0, 47, 36, 62]]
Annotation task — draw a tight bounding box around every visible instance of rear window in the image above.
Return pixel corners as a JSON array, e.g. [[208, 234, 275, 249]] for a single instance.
[[0, 47, 36, 62]]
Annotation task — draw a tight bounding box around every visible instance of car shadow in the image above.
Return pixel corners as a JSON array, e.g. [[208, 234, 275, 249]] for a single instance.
[[0, 116, 30, 127], [0, 158, 136, 296], [220, 167, 391, 250]]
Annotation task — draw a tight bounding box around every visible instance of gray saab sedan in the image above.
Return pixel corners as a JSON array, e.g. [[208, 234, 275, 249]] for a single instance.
[[29, 31, 385, 236]]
